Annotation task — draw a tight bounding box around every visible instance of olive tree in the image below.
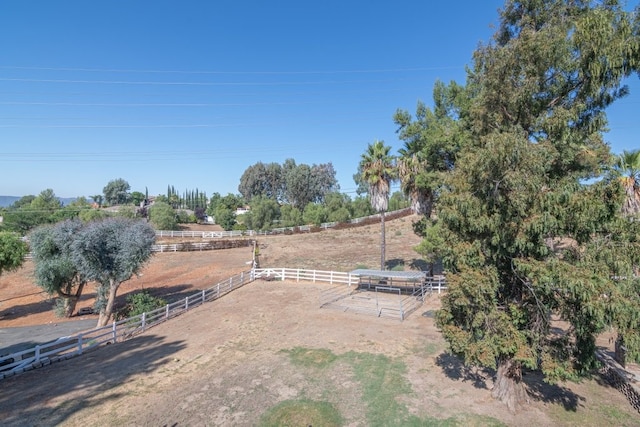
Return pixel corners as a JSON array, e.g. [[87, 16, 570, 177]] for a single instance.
[[72, 218, 156, 327], [30, 220, 87, 317]]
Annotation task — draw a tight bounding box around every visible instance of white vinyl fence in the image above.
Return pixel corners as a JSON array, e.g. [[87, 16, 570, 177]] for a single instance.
[[155, 208, 413, 239], [0, 270, 253, 380], [0, 265, 443, 381], [253, 267, 359, 285]]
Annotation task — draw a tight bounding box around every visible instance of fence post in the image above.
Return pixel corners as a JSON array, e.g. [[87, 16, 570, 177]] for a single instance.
[[35, 345, 40, 363], [241, 271, 244, 283], [112, 321, 117, 343], [330, 270, 334, 285], [202, 289, 206, 302], [142, 312, 146, 331], [229, 276, 232, 290], [165, 304, 169, 319], [78, 335, 83, 355], [185, 296, 189, 310]]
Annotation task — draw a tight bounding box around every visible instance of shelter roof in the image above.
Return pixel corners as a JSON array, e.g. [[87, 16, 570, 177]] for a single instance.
[[349, 269, 426, 280]]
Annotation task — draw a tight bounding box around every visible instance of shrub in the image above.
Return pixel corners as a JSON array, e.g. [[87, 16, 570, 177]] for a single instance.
[[117, 291, 167, 320]]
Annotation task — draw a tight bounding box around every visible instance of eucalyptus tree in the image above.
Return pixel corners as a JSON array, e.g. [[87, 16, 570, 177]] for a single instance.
[[359, 140, 396, 270], [426, 0, 640, 411], [72, 218, 156, 327]]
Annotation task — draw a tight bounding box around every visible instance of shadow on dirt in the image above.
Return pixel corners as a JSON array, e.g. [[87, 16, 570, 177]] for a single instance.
[[385, 258, 406, 270], [436, 351, 584, 410], [0, 334, 187, 427], [0, 298, 55, 321], [111, 284, 194, 311], [436, 352, 492, 389], [524, 371, 585, 411]]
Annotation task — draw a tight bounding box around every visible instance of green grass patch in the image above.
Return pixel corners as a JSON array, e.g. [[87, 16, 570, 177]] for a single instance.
[[342, 351, 505, 427], [283, 347, 337, 369], [278, 347, 505, 427], [258, 399, 343, 427]]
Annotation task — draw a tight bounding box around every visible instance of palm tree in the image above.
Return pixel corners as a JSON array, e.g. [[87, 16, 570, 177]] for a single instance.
[[397, 144, 433, 217], [359, 140, 396, 270], [611, 149, 640, 217]]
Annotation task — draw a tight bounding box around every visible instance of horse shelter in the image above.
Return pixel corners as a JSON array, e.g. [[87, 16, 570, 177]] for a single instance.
[[320, 269, 445, 321]]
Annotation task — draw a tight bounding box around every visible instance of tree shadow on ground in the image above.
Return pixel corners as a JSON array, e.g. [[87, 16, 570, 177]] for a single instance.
[[114, 284, 194, 310], [0, 334, 187, 427], [435, 352, 493, 389], [409, 258, 431, 272], [385, 258, 405, 270], [436, 351, 584, 411], [523, 370, 584, 411], [0, 297, 55, 321]]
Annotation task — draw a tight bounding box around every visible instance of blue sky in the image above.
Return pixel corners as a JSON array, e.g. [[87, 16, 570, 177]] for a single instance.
[[1, 1, 638, 199]]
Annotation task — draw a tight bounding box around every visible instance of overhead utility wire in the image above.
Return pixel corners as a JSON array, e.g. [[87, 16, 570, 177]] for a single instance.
[[0, 77, 414, 86], [0, 65, 463, 75]]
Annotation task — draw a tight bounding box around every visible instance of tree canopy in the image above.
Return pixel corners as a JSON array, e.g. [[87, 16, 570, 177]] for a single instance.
[[359, 140, 396, 270], [410, 0, 640, 410], [30, 220, 87, 317], [71, 218, 156, 327], [103, 178, 131, 206], [238, 159, 338, 207]]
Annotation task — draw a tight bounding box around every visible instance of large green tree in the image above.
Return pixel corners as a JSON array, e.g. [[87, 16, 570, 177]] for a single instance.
[[359, 140, 396, 270], [72, 218, 156, 327], [425, 0, 640, 411], [149, 201, 178, 230], [103, 178, 131, 206]]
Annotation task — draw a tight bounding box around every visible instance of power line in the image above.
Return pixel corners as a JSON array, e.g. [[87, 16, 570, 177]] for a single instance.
[[0, 65, 463, 75], [0, 77, 418, 86]]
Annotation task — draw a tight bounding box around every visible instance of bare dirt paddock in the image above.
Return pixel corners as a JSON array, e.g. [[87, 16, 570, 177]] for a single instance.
[[1, 279, 638, 426], [0, 216, 638, 425]]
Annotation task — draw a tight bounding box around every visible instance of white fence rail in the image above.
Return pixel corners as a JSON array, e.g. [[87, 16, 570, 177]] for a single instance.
[[155, 208, 413, 239], [0, 265, 443, 380], [0, 270, 253, 380], [253, 268, 359, 286]]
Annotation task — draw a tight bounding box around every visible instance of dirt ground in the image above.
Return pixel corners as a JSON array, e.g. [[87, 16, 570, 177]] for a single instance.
[[0, 216, 638, 426]]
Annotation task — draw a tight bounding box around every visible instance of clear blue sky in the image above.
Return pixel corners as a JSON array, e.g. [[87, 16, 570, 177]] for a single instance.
[[1, 1, 638, 199]]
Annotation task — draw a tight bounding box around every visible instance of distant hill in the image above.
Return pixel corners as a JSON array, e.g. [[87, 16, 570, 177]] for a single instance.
[[0, 196, 20, 207], [0, 196, 77, 208]]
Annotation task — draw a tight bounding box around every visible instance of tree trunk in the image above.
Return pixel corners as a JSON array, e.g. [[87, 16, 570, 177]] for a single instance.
[[65, 281, 86, 317], [380, 211, 386, 270], [492, 358, 529, 412], [97, 280, 119, 328]]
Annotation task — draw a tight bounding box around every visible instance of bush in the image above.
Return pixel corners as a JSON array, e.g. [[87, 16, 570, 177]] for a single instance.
[[117, 291, 167, 320]]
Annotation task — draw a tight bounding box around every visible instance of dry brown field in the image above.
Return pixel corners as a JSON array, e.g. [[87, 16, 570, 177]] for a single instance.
[[0, 215, 637, 426]]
